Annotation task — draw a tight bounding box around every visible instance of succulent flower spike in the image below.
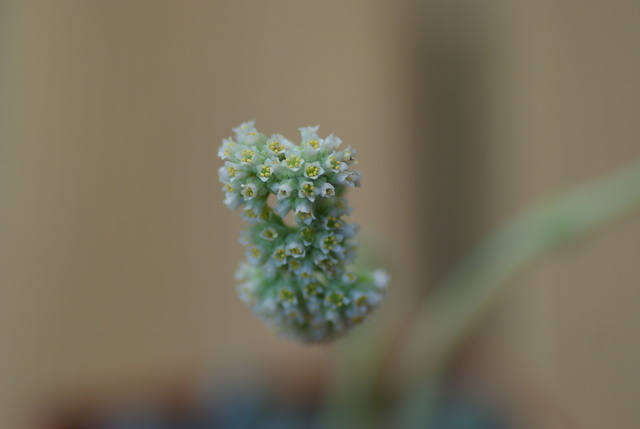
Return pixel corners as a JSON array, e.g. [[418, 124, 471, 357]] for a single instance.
[[218, 122, 389, 342]]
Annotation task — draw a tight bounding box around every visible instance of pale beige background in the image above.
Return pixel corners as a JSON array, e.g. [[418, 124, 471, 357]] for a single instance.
[[1, 1, 639, 428], [0, 1, 418, 425]]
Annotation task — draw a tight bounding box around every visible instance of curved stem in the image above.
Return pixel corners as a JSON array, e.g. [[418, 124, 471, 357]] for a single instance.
[[400, 160, 640, 384], [321, 160, 640, 428]]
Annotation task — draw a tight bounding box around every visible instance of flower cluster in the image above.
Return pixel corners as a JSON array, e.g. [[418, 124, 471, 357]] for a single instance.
[[218, 121, 388, 342]]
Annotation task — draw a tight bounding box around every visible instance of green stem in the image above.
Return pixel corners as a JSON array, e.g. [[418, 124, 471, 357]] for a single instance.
[[400, 160, 640, 386], [321, 160, 640, 428]]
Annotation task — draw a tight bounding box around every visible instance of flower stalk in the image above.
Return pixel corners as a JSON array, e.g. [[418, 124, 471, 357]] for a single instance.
[[219, 121, 388, 342]]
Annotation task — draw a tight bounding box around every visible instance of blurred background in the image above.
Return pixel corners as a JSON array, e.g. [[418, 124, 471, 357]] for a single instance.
[[1, 1, 640, 428]]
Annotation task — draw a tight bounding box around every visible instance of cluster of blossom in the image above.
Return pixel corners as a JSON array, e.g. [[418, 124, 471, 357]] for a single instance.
[[218, 121, 389, 342]]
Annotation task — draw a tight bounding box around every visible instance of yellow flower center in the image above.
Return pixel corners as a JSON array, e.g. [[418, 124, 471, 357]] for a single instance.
[[301, 183, 314, 196], [240, 149, 255, 163], [287, 155, 301, 168], [243, 186, 254, 197], [300, 227, 314, 242], [323, 236, 337, 250], [305, 165, 319, 177], [297, 212, 311, 221], [328, 292, 345, 307], [355, 296, 368, 307], [329, 156, 341, 170], [279, 289, 295, 303], [305, 283, 320, 296], [326, 217, 342, 229], [269, 141, 284, 154], [262, 229, 276, 239], [260, 166, 271, 178]]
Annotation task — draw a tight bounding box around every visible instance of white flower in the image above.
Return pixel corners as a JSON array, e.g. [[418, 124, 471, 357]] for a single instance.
[[233, 262, 250, 281], [285, 242, 305, 258], [334, 170, 360, 187], [255, 297, 278, 317], [318, 183, 335, 198], [324, 151, 348, 173], [240, 199, 265, 223], [238, 230, 252, 245], [372, 269, 390, 290], [347, 170, 362, 187], [323, 134, 342, 151], [325, 291, 349, 309], [339, 223, 359, 239], [342, 241, 358, 263], [303, 282, 323, 300], [223, 192, 243, 210], [298, 181, 317, 202], [221, 180, 240, 194], [233, 121, 261, 145], [221, 161, 248, 182], [298, 262, 316, 284], [237, 280, 258, 305], [241, 183, 258, 200], [312, 250, 337, 268], [246, 246, 263, 265], [278, 288, 297, 307], [341, 146, 358, 164], [272, 245, 287, 267], [266, 134, 293, 156], [240, 206, 260, 223], [284, 150, 304, 172], [300, 127, 324, 158], [261, 262, 276, 280], [287, 258, 304, 274], [236, 146, 259, 165], [256, 157, 279, 182], [299, 126, 320, 143], [276, 182, 294, 200], [218, 163, 236, 183], [342, 272, 357, 284], [303, 161, 324, 180], [273, 199, 294, 217], [259, 226, 278, 241], [233, 121, 256, 138], [294, 200, 315, 225], [349, 291, 369, 309], [218, 138, 237, 160], [321, 216, 344, 230], [329, 197, 352, 216], [299, 226, 315, 246], [319, 232, 343, 255]]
